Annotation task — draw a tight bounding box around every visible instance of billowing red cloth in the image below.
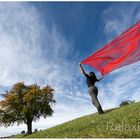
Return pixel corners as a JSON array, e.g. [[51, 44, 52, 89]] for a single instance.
[[81, 20, 140, 76]]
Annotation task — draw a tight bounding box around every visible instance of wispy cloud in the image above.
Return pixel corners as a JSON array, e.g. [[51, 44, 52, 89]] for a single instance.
[[0, 2, 44, 86], [102, 3, 140, 39]]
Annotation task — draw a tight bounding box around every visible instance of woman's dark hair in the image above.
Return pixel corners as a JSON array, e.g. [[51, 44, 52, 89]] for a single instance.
[[89, 71, 97, 81]]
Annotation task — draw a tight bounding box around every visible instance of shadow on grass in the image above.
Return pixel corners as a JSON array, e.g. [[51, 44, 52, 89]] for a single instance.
[[104, 108, 118, 114]]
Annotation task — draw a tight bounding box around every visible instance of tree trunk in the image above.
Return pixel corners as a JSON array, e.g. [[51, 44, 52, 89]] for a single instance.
[[27, 121, 32, 135]]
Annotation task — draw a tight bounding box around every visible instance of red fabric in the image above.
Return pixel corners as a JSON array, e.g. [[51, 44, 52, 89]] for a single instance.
[[81, 20, 140, 76]]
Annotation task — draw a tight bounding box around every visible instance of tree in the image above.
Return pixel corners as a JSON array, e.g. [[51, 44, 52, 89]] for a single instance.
[[0, 82, 55, 135], [34, 128, 38, 133], [21, 130, 25, 135], [119, 100, 135, 107]]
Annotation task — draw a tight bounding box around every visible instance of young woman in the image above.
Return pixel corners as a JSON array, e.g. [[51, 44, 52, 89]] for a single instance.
[[79, 63, 104, 114]]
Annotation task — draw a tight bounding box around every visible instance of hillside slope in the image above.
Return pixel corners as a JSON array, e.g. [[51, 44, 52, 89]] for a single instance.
[[16, 102, 140, 138]]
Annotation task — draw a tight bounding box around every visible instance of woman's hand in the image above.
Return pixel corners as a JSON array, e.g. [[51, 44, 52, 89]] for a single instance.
[[79, 63, 87, 75], [97, 76, 103, 81], [100, 76, 103, 80]]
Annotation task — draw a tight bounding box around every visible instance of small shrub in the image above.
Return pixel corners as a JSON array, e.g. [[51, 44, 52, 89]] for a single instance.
[[34, 129, 38, 133], [119, 100, 135, 107], [21, 130, 25, 135]]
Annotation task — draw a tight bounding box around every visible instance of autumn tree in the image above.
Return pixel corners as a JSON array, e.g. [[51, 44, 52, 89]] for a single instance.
[[0, 82, 55, 134]]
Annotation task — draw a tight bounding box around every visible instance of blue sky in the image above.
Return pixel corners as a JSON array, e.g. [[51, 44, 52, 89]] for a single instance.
[[0, 2, 140, 137]]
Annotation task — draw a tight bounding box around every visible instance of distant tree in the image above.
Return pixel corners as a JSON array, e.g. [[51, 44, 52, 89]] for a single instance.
[[21, 130, 25, 135], [34, 128, 38, 133], [119, 100, 135, 107], [0, 82, 55, 135]]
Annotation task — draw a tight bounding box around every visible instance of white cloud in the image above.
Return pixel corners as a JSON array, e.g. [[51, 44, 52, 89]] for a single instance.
[[0, 2, 43, 86], [102, 3, 140, 38]]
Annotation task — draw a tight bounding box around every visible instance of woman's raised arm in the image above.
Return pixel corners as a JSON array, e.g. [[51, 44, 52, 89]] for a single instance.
[[79, 63, 87, 75]]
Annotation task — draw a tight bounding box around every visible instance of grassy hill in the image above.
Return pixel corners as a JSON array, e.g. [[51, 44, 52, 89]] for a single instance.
[[14, 102, 140, 138]]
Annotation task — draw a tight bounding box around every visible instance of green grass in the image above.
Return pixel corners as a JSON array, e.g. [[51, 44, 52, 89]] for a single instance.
[[14, 102, 140, 138]]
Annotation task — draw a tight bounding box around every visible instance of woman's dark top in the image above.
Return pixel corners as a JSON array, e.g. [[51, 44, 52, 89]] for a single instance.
[[84, 74, 98, 88]]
